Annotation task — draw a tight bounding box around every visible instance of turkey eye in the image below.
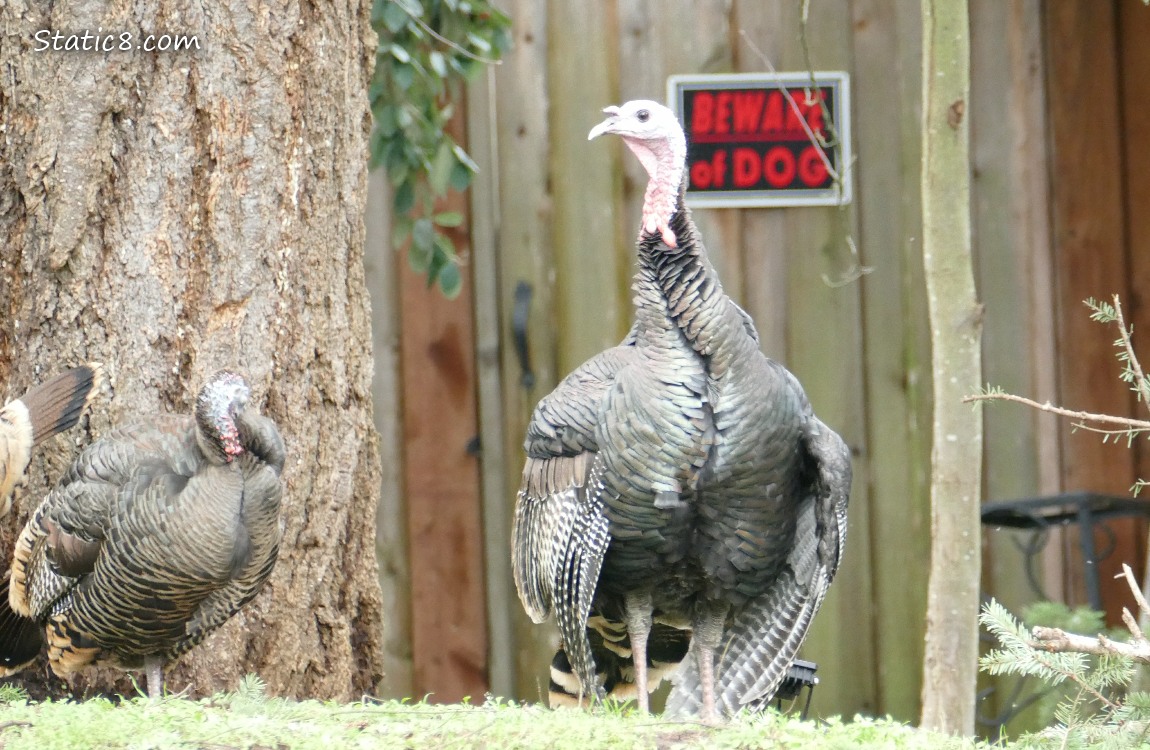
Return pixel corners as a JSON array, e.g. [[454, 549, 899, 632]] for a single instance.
[[637, 110, 650, 123]]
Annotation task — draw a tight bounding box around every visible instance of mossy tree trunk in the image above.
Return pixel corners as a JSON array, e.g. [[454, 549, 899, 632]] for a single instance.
[[919, 0, 982, 735], [0, 0, 384, 700]]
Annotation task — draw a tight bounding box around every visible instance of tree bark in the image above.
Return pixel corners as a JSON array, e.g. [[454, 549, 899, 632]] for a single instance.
[[0, 0, 384, 700], [919, 0, 982, 736]]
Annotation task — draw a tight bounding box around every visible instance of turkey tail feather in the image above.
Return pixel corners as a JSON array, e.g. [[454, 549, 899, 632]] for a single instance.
[[0, 364, 103, 518], [21, 364, 104, 446], [549, 620, 691, 708]]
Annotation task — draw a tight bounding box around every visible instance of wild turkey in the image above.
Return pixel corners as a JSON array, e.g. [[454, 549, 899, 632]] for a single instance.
[[0, 364, 104, 518], [0, 370, 285, 698], [512, 100, 851, 720]]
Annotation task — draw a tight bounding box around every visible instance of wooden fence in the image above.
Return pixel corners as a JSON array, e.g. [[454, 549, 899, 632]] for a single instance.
[[365, 0, 1150, 726]]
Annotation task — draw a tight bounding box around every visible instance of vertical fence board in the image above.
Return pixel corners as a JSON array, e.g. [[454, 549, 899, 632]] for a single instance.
[[398, 178, 488, 702], [970, 0, 1043, 613], [548, 0, 627, 372], [776, 1, 877, 720], [467, 69, 516, 699], [1045, 0, 1139, 620], [848, 0, 931, 722], [365, 169, 414, 699], [488, 0, 563, 701], [1118, 1, 1150, 553]]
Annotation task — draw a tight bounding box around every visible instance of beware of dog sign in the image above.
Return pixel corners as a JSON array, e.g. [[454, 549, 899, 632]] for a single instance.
[[667, 72, 852, 208]]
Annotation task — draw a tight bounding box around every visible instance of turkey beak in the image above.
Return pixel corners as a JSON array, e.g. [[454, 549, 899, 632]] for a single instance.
[[588, 106, 622, 140]]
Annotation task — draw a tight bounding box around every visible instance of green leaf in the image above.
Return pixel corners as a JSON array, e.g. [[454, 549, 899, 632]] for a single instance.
[[393, 62, 414, 90], [391, 216, 412, 246], [387, 156, 409, 189], [429, 51, 447, 78], [408, 218, 435, 273], [438, 260, 462, 299], [380, 1, 409, 32], [448, 162, 472, 192], [393, 179, 415, 214], [369, 129, 388, 170], [412, 217, 435, 252], [433, 211, 464, 227], [390, 44, 411, 64], [466, 32, 492, 53], [409, 242, 433, 273], [452, 143, 480, 173], [425, 244, 447, 288], [375, 104, 400, 137], [429, 140, 456, 196]]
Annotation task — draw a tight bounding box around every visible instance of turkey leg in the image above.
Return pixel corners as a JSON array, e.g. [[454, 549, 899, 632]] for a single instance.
[[145, 655, 164, 700], [694, 600, 731, 723], [623, 590, 654, 713]]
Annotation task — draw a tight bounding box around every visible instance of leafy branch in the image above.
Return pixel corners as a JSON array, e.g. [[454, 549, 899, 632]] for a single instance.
[[370, 0, 511, 298]]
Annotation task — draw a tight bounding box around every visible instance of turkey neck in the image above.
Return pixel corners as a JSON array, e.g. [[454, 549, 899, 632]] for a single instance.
[[633, 176, 728, 362]]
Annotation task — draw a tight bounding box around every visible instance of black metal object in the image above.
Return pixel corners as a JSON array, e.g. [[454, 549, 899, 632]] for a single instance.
[[511, 281, 536, 390], [775, 659, 819, 720], [981, 490, 1150, 610], [977, 491, 1150, 738]]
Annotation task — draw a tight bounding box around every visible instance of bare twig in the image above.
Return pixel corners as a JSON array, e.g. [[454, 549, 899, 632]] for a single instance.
[[0, 721, 32, 732], [738, 24, 872, 288], [1122, 608, 1145, 644], [1112, 295, 1150, 411], [1122, 563, 1150, 620], [1070, 423, 1150, 441], [395, 1, 503, 64], [963, 392, 1150, 431], [821, 235, 873, 287], [1031, 626, 1150, 668], [1119, 565, 1149, 644], [736, 30, 838, 182]]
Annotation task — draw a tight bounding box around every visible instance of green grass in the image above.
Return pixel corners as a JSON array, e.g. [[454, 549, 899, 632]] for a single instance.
[[0, 683, 1002, 750]]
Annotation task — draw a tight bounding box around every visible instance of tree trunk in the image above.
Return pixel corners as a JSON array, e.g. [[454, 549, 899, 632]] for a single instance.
[[0, 0, 384, 700], [919, 0, 982, 735]]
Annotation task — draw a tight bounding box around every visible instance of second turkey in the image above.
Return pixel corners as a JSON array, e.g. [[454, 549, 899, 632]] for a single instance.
[[0, 369, 286, 699]]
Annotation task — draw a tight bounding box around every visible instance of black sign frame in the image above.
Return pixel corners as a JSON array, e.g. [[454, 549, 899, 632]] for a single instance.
[[667, 72, 853, 208]]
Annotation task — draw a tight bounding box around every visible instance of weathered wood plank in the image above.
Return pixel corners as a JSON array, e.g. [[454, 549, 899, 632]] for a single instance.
[[466, 71, 516, 699], [731, 1, 789, 360], [846, 0, 929, 722], [1044, 0, 1139, 621], [489, 0, 564, 702], [1118, 0, 1150, 568], [548, 0, 628, 372], [364, 169, 413, 699], [970, 0, 1062, 729], [400, 108, 488, 703], [970, 0, 1044, 614]]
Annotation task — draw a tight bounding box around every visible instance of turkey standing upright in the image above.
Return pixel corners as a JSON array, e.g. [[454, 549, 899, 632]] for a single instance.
[[0, 370, 285, 698], [0, 364, 104, 519], [512, 101, 851, 720]]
